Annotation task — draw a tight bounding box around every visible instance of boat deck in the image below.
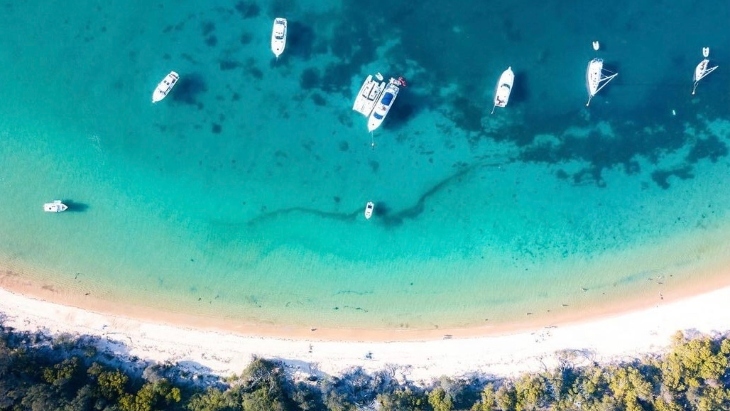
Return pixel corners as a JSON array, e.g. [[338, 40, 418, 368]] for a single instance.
[[353, 75, 386, 117]]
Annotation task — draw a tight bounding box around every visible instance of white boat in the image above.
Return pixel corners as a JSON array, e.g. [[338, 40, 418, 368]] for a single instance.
[[271, 18, 287, 58], [586, 58, 618, 107], [353, 73, 386, 116], [367, 77, 405, 132], [491, 67, 514, 114], [152, 71, 179, 103], [43, 200, 68, 213], [692, 47, 717, 95], [364, 202, 374, 219]]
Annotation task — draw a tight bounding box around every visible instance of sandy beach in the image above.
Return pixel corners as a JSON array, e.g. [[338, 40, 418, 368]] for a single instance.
[[2, 280, 730, 382]]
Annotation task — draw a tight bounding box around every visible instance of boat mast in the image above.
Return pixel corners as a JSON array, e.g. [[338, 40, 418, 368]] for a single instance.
[[587, 71, 618, 107], [692, 47, 718, 95]]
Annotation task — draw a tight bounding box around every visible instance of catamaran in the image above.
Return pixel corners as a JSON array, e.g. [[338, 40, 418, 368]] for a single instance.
[[152, 71, 179, 103], [692, 47, 717, 95], [271, 18, 287, 59], [43, 200, 68, 213], [367, 77, 406, 132], [353, 73, 386, 117], [586, 58, 618, 107], [491, 67, 514, 114]]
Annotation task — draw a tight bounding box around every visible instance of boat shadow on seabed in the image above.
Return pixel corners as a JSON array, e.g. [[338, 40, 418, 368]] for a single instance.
[[60, 200, 89, 212]]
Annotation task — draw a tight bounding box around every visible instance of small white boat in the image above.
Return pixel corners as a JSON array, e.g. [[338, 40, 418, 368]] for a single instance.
[[491, 67, 514, 114], [152, 71, 179, 103], [592, 41, 600, 51], [353, 73, 386, 117], [692, 47, 718, 95], [364, 202, 374, 219], [271, 18, 287, 58], [586, 58, 618, 107], [367, 77, 405, 132], [44, 200, 68, 213]]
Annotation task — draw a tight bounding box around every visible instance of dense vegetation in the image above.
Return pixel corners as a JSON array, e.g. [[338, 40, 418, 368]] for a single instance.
[[1, 323, 729, 410]]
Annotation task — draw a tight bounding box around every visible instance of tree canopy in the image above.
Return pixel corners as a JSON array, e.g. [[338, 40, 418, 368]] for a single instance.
[[1, 324, 729, 411]]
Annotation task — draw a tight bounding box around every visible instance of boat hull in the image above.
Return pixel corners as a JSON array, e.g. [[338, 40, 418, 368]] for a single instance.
[[364, 202, 374, 219], [271, 18, 287, 58], [152, 71, 179, 103], [493, 67, 514, 109], [44, 200, 68, 213], [367, 80, 400, 132], [353, 74, 386, 116], [586, 58, 603, 97]]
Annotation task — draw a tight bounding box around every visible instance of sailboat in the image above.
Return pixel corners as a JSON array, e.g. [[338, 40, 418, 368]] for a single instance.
[[586, 58, 618, 107], [491, 67, 514, 114], [692, 47, 718, 95]]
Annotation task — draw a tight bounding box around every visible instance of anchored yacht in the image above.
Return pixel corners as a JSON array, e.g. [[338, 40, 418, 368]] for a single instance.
[[491, 67, 514, 114], [152, 71, 179, 103], [367, 77, 405, 132], [692, 47, 718, 95], [353, 73, 386, 117], [586, 58, 617, 106], [43, 200, 68, 213], [271, 18, 287, 58], [364, 202, 374, 219]]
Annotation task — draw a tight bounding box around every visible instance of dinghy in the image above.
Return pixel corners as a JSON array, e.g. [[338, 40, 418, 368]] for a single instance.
[[491, 67, 514, 114], [692, 47, 718, 95], [586, 58, 618, 107]]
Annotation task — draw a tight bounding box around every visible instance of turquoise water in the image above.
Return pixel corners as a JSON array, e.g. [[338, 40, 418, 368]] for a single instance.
[[1, 1, 730, 330]]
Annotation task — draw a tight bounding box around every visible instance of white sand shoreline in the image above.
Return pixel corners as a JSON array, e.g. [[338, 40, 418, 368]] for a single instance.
[[2, 286, 730, 382]]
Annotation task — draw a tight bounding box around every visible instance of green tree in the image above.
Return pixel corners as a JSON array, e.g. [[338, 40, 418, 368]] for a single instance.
[[119, 379, 181, 411], [607, 366, 653, 410], [495, 384, 517, 411], [470, 383, 497, 411], [97, 368, 130, 401], [514, 374, 549, 410], [428, 387, 454, 411], [378, 387, 427, 411], [42, 355, 83, 391], [187, 387, 231, 411], [242, 386, 286, 411]]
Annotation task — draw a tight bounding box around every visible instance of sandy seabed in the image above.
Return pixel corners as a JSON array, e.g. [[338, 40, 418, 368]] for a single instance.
[[2, 277, 730, 382]]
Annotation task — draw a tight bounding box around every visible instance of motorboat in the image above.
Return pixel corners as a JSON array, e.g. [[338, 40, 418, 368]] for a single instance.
[[44, 200, 68, 213], [152, 71, 179, 103], [692, 47, 717, 95], [364, 202, 374, 219], [586, 58, 618, 106], [491, 67, 514, 114], [353, 73, 386, 116], [271, 18, 287, 58], [367, 77, 405, 132]]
